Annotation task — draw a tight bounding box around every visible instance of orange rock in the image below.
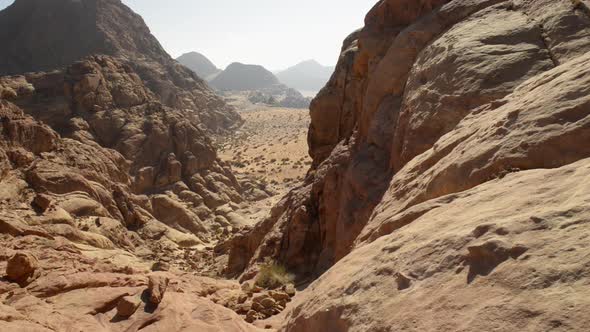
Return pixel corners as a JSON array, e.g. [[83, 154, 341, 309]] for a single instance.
[[116, 295, 141, 318], [6, 252, 38, 284], [148, 275, 169, 305]]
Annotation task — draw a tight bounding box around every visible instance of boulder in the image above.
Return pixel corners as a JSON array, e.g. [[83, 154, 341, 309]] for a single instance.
[[32, 194, 53, 212], [147, 275, 169, 306], [283, 284, 296, 297], [6, 252, 38, 284], [269, 290, 290, 302]]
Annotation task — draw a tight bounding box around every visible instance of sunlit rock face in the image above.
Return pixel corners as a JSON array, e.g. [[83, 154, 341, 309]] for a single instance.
[[228, 0, 590, 330], [0, 1, 264, 330]]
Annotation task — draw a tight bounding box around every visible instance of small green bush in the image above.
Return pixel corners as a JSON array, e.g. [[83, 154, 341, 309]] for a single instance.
[[255, 263, 294, 289]]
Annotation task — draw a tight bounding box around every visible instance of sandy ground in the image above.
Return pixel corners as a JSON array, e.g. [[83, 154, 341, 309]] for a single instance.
[[218, 93, 312, 223]]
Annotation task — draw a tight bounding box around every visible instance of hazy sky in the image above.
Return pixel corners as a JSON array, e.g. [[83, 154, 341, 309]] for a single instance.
[[0, 0, 375, 70]]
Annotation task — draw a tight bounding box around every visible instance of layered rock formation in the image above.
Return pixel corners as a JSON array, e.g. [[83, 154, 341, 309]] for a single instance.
[[0, 0, 264, 330], [4, 0, 590, 330], [0, 99, 262, 330], [1, 55, 245, 238], [227, 0, 590, 330]]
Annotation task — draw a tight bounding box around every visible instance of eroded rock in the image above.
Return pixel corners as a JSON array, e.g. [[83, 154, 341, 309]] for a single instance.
[[147, 275, 169, 306], [6, 252, 38, 284], [116, 295, 141, 318]]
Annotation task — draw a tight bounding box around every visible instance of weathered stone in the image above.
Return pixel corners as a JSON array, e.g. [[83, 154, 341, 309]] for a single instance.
[[32, 194, 53, 212], [225, 1, 590, 331], [148, 275, 169, 305], [245, 310, 258, 323], [116, 295, 141, 318], [6, 252, 38, 283], [269, 290, 290, 302], [283, 284, 296, 297], [235, 302, 251, 314]]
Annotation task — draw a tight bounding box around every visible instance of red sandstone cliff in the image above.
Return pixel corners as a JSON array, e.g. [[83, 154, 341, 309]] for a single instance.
[[229, 1, 590, 330]]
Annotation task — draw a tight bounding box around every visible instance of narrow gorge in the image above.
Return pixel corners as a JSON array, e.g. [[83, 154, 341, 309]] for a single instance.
[[1, 0, 590, 331]]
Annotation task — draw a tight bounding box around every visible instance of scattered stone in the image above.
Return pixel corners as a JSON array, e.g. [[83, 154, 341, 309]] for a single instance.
[[245, 310, 258, 323], [241, 280, 255, 293], [260, 297, 276, 309], [236, 302, 251, 314], [237, 293, 249, 304], [269, 290, 290, 302], [241, 279, 263, 294]]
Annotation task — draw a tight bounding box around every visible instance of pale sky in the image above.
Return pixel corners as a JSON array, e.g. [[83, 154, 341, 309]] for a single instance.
[[0, 0, 376, 70]]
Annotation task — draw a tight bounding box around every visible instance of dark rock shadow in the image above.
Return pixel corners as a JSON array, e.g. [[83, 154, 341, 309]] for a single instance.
[[0, 273, 38, 288], [141, 289, 158, 313], [466, 240, 528, 284], [110, 314, 128, 323]]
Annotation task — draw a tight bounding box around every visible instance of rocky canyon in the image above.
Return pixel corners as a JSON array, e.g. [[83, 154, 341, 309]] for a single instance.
[[1, 0, 590, 331]]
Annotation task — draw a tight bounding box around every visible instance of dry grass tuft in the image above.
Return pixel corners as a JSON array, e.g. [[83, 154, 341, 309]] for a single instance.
[[255, 263, 294, 289]]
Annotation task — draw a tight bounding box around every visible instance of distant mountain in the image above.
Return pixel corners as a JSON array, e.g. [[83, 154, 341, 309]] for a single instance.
[[211, 62, 311, 108], [176, 51, 221, 80], [210, 62, 280, 91], [276, 60, 335, 93]]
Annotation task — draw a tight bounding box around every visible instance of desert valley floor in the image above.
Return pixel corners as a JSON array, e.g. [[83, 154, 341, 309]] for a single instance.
[[218, 97, 311, 224]]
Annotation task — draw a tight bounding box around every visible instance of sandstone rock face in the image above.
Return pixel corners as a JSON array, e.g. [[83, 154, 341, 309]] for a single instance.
[[226, 0, 590, 330], [0, 62, 243, 245], [0, 93, 259, 331], [282, 158, 590, 331], [0, 53, 245, 244], [0, 236, 263, 331], [0, 0, 264, 330]]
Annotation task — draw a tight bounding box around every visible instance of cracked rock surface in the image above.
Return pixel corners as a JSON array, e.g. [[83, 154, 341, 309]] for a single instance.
[[228, 1, 590, 330]]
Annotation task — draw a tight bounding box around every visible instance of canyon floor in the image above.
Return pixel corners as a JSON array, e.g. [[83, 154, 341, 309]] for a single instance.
[[218, 94, 311, 224]]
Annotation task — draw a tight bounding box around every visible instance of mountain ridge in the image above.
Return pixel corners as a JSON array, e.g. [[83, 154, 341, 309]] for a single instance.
[[210, 61, 311, 108], [211, 62, 280, 91], [176, 51, 221, 80], [276, 59, 335, 92]]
